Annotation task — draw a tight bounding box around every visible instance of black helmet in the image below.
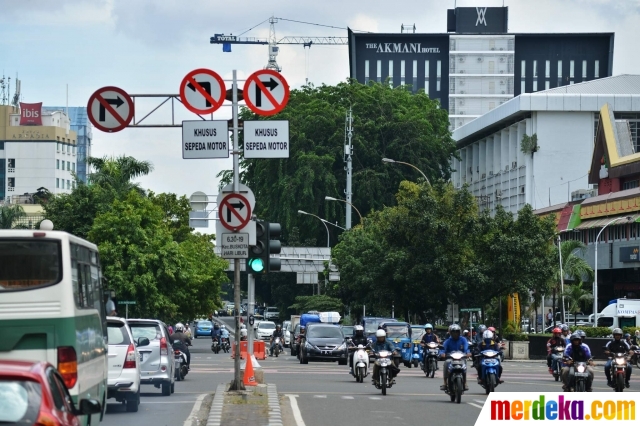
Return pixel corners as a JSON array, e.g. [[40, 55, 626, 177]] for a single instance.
[[570, 333, 582, 342]]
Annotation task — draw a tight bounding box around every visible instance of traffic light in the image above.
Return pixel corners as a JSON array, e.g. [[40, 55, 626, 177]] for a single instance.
[[247, 220, 282, 274]]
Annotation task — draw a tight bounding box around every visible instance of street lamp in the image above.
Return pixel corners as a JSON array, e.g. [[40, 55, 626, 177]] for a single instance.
[[324, 196, 363, 229], [593, 216, 632, 327], [382, 158, 430, 185], [298, 210, 331, 295]]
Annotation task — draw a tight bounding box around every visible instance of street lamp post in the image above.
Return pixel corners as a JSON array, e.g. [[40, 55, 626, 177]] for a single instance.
[[382, 158, 430, 185], [557, 235, 566, 326], [298, 210, 329, 295], [593, 216, 632, 327], [324, 196, 363, 229]]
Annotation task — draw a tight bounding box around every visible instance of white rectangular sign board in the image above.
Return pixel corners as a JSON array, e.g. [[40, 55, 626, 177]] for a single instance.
[[220, 233, 249, 258], [182, 120, 229, 159], [243, 120, 289, 158]]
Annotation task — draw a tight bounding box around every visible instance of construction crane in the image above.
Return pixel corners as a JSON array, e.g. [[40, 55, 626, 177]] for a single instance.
[[210, 16, 348, 72]]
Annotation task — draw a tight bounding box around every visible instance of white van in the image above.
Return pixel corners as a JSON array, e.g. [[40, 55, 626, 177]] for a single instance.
[[595, 298, 640, 330]]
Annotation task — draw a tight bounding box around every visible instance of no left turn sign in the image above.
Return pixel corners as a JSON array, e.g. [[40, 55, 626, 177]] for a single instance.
[[243, 69, 289, 116], [180, 68, 226, 115], [87, 86, 134, 133]]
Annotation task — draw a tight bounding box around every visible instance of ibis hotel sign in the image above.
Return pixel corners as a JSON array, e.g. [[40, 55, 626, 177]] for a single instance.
[[19, 102, 42, 126]]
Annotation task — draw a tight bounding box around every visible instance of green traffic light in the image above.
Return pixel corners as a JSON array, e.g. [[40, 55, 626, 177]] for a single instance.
[[248, 258, 265, 273]]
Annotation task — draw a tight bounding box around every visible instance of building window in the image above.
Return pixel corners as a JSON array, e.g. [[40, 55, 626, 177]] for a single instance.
[[582, 60, 587, 79], [0, 142, 4, 150], [545, 60, 550, 78], [67, 161, 70, 171], [72, 181, 75, 189], [570, 60, 575, 78], [558, 60, 563, 86], [57, 143, 61, 152], [533, 60, 538, 78], [425, 60, 430, 95], [376, 60, 381, 83], [521, 81, 525, 94], [436, 60, 441, 91], [623, 179, 639, 190], [67, 180, 70, 190], [412, 60, 417, 91], [388, 60, 393, 87], [72, 163, 75, 172], [533, 80, 538, 92], [56, 160, 59, 170], [521, 60, 526, 78], [56, 178, 59, 189], [400, 60, 405, 86], [364, 60, 369, 84], [545, 81, 550, 90], [595, 60, 600, 78]]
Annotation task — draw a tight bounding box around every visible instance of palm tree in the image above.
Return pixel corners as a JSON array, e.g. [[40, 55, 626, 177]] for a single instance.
[[562, 282, 594, 326], [552, 239, 594, 325], [87, 156, 153, 195], [0, 204, 27, 229]]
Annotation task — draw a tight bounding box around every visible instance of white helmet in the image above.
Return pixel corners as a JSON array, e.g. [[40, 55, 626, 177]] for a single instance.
[[354, 325, 364, 332], [483, 330, 494, 340], [376, 329, 386, 338], [463, 329, 469, 334], [175, 323, 184, 332], [221, 324, 226, 329], [240, 329, 247, 337], [241, 324, 246, 329]]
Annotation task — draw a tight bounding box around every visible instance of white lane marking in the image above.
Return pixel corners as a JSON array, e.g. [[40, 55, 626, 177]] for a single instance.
[[468, 402, 484, 409], [285, 394, 306, 426], [313, 395, 327, 398], [369, 397, 382, 400], [183, 393, 206, 426], [341, 396, 354, 400], [474, 399, 486, 404]]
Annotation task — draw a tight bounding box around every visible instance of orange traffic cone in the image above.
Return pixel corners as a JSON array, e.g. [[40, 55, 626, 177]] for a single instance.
[[243, 356, 256, 386]]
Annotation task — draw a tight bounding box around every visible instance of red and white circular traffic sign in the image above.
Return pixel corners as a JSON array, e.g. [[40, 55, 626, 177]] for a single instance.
[[180, 68, 226, 115], [219, 193, 252, 231], [87, 86, 134, 133], [243, 69, 290, 116]]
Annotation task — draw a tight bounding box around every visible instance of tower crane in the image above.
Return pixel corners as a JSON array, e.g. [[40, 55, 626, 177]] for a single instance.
[[210, 16, 348, 72]]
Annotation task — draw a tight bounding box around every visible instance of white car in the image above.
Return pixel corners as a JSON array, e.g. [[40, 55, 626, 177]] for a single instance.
[[282, 321, 291, 347], [255, 321, 276, 340], [107, 317, 150, 412]]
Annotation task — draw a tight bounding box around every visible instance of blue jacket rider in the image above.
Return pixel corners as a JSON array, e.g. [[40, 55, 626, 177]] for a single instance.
[[420, 323, 440, 367], [439, 325, 471, 391], [474, 330, 503, 384]]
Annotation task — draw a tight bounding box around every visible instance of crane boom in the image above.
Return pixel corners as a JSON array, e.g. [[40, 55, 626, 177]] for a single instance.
[[210, 35, 347, 45]]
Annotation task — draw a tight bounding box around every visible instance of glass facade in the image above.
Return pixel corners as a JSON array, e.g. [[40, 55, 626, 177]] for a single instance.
[[43, 107, 91, 183]]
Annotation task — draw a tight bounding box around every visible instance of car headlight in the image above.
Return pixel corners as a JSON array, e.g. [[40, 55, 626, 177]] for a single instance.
[[337, 343, 346, 351]]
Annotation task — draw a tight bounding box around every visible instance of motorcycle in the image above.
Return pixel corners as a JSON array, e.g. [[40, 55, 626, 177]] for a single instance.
[[372, 350, 394, 395], [563, 356, 591, 392], [272, 337, 283, 357], [630, 345, 640, 367], [211, 340, 220, 354], [610, 352, 629, 392], [411, 339, 422, 368], [421, 342, 439, 378], [173, 344, 189, 381], [350, 343, 370, 383], [476, 349, 501, 394], [221, 337, 230, 354], [550, 346, 564, 382], [443, 351, 467, 404]]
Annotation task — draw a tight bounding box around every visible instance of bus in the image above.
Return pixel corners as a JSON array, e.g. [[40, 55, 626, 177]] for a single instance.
[[0, 230, 108, 424]]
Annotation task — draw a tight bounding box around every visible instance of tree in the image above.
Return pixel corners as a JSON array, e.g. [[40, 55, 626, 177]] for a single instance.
[[562, 283, 594, 326], [553, 240, 594, 324], [148, 192, 193, 243], [88, 156, 153, 196], [288, 295, 344, 313], [0, 204, 26, 229]]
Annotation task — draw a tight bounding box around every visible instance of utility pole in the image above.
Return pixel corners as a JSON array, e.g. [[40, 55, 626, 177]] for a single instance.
[[247, 274, 255, 356], [344, 107, 353, 229]]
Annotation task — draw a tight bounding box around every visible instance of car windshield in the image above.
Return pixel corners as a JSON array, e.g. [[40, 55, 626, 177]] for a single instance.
[[260, 323, 275, 330], [130, 324, 162, 341], [308, 326, 343, 339], [385, 325, 409, 338], [0, 380, 41, 423], [198, 321, 212, 327]]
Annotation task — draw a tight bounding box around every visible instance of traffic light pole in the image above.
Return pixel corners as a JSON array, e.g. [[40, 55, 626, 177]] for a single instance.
[[247, 273, 255, 356], [229, 70, 245, 391]]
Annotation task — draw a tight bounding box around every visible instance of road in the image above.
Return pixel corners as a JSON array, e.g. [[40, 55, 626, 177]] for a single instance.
[[102, 316, 640, 426]]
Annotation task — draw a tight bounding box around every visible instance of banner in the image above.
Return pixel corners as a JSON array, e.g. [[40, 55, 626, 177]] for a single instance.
[[507, 293, 520, 324], [476, 393, 637, 424]]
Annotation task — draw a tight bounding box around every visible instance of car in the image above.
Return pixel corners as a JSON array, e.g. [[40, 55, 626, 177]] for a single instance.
[[299, 323, 348, 365], [282, 321, 292, 347], [127, 319, 175, 396], [0, 360, 102, 425], [291, 323, 302, 356], [194, 320, 214, 338], [341, 325, 355, 338], [265, 307, 279, 321], [107, 317, 149, 412], [255, 321, 277, 340]]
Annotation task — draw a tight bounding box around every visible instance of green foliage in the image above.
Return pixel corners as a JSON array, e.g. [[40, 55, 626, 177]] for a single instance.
[[503, 320, 519, 334], [562, 283, 594, 325], [623, 327, 640, 336], [288, 295, 344, 314], [504, 333, 529, 341], [88, 156, 153, 195], [568, 326, 611, 338], [0, 204, 27, 229], [148, 192, 193, 243], [520, 133, 539, 155]]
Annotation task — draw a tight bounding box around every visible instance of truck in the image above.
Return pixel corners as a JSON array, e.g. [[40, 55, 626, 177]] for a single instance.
[[595, 299, 640, 330]]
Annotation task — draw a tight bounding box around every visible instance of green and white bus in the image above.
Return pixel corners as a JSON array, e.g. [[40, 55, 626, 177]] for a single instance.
[[0, 230, 108, 424]]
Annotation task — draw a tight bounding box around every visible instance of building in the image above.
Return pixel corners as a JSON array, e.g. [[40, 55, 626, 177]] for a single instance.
[[347, 6, 614, 130], [43, 107, 92, 183], [451, 75, 640, 216], [537, 102, 640, 313], [0, 104, 77, 203]]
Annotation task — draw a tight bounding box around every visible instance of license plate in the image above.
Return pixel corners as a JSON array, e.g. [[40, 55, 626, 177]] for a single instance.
[[322, 350, 331, 355]]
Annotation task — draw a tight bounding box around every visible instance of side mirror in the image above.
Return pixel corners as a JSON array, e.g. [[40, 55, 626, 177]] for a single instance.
[[78, 399, 102, 415], [138, 337, 150, 347]]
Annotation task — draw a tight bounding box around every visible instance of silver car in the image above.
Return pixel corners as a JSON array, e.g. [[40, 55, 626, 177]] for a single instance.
[[127, 319, 175, 396]]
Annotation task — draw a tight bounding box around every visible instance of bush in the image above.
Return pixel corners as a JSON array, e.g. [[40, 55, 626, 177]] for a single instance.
[[568, 326, 611, 338], [504, 332, 528, 341], [503, 320, 519, 334], [623, 327, 640, 337]]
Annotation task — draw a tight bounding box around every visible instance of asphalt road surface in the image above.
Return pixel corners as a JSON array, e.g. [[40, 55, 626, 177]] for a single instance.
[[102, 316, 640, 426]]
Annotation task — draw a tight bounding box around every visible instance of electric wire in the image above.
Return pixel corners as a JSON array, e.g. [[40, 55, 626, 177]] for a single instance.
[[234, 19, 270, 37]]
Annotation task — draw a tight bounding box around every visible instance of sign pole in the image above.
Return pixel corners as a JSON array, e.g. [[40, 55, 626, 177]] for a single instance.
[[248, 274, 255, 356], [230, 70, 245, 391]]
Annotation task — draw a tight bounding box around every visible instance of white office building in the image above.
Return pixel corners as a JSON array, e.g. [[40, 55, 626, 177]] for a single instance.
[[451, 75, 640, 216]]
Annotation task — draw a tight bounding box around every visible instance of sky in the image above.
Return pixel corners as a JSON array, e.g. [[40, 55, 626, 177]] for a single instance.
[[2, 0, 640, 230]]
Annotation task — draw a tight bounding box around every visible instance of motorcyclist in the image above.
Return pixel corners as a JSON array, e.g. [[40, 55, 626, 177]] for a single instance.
[[370, 329, 400, 385], [463, 330, 470, 340], [240, 328, 248, 341], [475, 325, 487, 344], [625, 333, 633, 348], [474, 330, 503, 384], [270, 325, 284, 356], [562, 333, 594, 392], [633, 330, 640, 346], [546, 327, 567, 374], [560, 324, 571, 345], [439, 324, 471, 392], [170, 323, 192, 369], [211, 323, 222, 346], [220, 324, 230, 346], [348, 325, 369, 375], [420, 323, 440, 369], [604, 328, 632, 388]]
